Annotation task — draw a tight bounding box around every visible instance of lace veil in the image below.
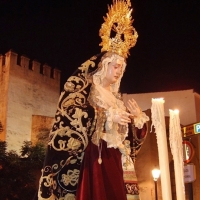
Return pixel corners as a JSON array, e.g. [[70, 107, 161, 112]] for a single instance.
[[93, 52, 126, 93]]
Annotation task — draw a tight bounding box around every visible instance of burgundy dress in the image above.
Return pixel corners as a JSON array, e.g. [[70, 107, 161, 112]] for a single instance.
[[76, 140, 127, 200]]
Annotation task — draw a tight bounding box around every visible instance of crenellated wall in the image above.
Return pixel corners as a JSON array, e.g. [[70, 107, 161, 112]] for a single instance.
[[0, 53, 9, 141], [0, 50, 61, 153]]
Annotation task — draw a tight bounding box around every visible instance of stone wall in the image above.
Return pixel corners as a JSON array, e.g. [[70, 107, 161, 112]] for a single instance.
[[0, 50, 61, 153], [0, 53, 9, 141], [31, 115, 54, 146]]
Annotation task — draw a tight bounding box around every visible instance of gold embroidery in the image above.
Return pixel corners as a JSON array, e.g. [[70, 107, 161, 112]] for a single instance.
[[61, 169, 80, 186], [62, 193, 76, 200], [38, 53, 106, 199], [67, 138, 81, 150]]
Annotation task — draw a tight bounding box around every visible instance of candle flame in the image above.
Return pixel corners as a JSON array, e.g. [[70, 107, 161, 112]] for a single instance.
[[169, 109, 179, 114], [174, 109, 179, 114], [152, 98, 165, 103]]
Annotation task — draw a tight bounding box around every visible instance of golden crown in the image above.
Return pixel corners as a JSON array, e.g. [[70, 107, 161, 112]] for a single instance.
[[99, 0, 138, 58]]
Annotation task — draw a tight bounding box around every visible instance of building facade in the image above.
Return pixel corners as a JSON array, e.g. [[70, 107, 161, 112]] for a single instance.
[[123, 90, 200, 200], [0, 50, 60, 153]]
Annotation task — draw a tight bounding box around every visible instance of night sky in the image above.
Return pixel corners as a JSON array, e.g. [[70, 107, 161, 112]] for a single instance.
[[0, 0, 200, 94]]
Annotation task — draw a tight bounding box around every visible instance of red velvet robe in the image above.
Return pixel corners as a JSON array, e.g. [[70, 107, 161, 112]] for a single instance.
[[76, 140, 127, 200]]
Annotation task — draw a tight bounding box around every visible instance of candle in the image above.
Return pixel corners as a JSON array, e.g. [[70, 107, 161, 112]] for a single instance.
[[169, 109, 185, 200], [151, 98, 172, 200]]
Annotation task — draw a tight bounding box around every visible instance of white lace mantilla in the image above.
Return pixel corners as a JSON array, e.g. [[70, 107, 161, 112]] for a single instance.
[[93, 84, 128, 148], [89, 84, 149, 149]]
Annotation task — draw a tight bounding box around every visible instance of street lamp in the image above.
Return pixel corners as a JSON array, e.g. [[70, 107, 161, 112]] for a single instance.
[[152, 169, 160, 200]]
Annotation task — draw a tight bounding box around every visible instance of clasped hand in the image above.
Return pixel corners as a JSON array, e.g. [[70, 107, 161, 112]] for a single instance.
[[112, 99, 141, 125], [113, 112, 131, 125]]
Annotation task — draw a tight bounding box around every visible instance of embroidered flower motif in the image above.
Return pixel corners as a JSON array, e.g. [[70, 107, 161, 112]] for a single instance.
[[57, 127, 70, 137], [61, 169, 80, 186], [71, 108, 87, 132], [67, 138, 81, 150], [63, 193, 76, 200], [64, 81, 75, 92]]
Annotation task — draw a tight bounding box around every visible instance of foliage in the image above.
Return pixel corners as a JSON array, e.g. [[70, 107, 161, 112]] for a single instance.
[[0, 141, 7, 159], [0, 140, 46, 200]]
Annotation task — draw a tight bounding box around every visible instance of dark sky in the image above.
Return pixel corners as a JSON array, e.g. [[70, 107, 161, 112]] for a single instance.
[[0, 0, 200, 94]]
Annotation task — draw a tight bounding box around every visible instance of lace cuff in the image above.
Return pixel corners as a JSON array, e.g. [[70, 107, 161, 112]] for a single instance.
[[105, 107, 129, 130], [134, 111, 149, 129]]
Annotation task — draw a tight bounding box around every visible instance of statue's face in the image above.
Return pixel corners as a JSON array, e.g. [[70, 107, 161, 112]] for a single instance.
[[103, 58, 124, 85]]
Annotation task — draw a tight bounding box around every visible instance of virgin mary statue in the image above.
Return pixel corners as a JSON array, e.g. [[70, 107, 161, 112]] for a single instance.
[[34, 1, 149, 200]]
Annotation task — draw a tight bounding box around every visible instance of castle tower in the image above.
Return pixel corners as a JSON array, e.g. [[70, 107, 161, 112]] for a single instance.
[[0, 50, 61, 153]]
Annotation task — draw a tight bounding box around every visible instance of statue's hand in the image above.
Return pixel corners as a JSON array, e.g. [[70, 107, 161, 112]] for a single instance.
[[127, 98, 141, 117], [113, 111, 131, 125]]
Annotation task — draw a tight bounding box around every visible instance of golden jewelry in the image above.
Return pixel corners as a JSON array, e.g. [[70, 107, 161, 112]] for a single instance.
[[99, 0, 138, 58]]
